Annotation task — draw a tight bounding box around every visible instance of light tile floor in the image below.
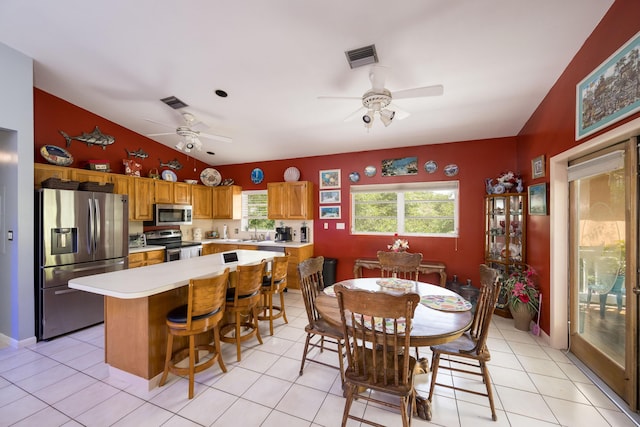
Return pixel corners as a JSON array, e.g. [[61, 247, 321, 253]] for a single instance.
[[1, 290, 638, 426]]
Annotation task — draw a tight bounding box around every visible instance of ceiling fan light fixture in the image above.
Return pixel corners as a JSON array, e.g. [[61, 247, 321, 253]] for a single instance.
[[379, 109, 395, 127], [175, 140, 185, 150]]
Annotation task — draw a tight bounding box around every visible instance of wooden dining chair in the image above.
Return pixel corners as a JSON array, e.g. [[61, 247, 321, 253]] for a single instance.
[[298, 256, 345, 383], [257, 254, 290, 335], [427, 264, 502, 421], [159, 268, 229, 399], [377, 250, 423, 280], [335, 284, 421, 427], [220, 260, 266, 361]]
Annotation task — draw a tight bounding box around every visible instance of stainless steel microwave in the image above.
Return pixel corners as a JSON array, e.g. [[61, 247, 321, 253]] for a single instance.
[[152, 204, 193, 226]]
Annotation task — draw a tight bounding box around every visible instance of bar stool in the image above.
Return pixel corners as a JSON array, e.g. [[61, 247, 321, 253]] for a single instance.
[[159, 268, 230, 399], [257, 254, 290, 335], [220, 260, 266, 361]]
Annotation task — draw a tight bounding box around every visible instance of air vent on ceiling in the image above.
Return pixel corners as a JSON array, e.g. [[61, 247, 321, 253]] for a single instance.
[[345, 44, 378, 69], [160, 96, 189, 109]]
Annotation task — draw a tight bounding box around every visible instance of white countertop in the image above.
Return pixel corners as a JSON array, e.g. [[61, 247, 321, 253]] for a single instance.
[[128, 245, 165, 254], [69, 250, 276, 299], [198, 238, 312, 248]]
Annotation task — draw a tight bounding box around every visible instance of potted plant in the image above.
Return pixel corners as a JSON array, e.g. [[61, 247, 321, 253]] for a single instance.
[[503, 265, 540, 331], [387, 234, 409, 252]]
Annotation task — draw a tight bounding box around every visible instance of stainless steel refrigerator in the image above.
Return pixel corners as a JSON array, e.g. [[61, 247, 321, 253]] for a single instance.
[[35, 188, 129, 340]]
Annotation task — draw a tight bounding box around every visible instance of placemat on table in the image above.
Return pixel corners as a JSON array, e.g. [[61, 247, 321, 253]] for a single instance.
[[375, 278, 415, 289], [421, 295, 472, 312]]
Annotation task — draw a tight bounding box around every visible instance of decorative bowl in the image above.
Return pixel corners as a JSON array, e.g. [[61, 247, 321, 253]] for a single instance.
[[184, 179, 198, 184]]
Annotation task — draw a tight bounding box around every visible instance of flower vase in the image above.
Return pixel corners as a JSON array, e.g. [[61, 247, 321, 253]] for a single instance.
[[509, 303, 534, 331]]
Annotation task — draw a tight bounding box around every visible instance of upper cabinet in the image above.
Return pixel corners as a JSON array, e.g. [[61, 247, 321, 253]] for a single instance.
[[132, 178, 154, 221], [34, 164, 70, 188], [213, 185, 241, 219], [267, 181, 314, 220], [173, 182, 192, 205], [191, 185, 213, 219], [154, 180, 173, 204]]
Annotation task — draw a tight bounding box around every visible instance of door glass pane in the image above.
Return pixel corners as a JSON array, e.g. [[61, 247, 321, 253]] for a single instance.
[[575, 168, 626, 367]]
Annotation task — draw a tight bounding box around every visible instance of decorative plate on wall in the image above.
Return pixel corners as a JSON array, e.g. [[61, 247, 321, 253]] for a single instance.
[[424, 160, 438, 174], [284, 166, 300, 182], [200, 168, 222, 186], [161, 169, 177, 182], [349, 171, 360, 183], [364, 165, 376, 177], [251, 168, 264, 184], [41, 145, 73, 166], [443, 164, 459, 177]]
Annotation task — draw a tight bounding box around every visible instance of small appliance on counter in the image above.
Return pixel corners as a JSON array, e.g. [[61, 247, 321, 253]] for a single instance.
[[129, 233, 146, 248], [300, 225, 309, 243], [275, 226, 292, 242], [192, 228, 202, 241]]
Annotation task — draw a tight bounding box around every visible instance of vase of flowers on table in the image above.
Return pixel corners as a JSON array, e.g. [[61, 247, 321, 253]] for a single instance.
[[503, 265, 540, 331], [388, 234, 409, 252]]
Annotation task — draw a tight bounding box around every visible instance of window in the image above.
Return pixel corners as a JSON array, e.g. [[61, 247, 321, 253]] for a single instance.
[[351, 181, 459, 237], [241, 190, 275, 231]]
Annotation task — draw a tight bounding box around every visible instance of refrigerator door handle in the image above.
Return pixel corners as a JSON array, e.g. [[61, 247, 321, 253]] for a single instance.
[[94, 197, 101, 251], [54, 288, 80, 295], [87, 198, 94, 254]]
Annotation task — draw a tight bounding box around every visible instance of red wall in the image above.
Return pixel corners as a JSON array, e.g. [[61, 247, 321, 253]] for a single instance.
[[34, 89, 212, 180], [517, 0, 640, 333], [214, 137, 518, 285]]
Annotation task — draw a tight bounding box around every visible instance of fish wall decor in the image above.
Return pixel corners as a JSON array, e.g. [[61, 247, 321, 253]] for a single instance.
[[59, 126, 115, 150], [159, 159, 183, 170], [125, 148, 149, 160]]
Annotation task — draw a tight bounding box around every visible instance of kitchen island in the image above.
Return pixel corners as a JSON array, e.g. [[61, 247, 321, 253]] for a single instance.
[[69, 250, 277, 388]]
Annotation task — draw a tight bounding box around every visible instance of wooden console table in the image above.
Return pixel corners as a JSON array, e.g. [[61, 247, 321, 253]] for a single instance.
[[353, 258, 447, 287]]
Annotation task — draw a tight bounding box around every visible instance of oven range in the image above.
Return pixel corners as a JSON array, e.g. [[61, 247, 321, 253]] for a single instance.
[[144, 229, 202, 262]]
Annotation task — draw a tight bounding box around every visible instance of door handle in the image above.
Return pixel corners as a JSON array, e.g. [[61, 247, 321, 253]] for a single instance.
[[633, 287, 640, 295]]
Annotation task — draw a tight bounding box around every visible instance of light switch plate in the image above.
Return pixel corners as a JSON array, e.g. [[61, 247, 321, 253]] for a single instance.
[[336, 223, 345, 230], [7, 230, 13, 241]]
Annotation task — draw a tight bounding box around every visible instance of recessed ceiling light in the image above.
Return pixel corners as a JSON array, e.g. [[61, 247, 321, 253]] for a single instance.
[[214, 89, 228, 98], [206, 151, 216, 155]]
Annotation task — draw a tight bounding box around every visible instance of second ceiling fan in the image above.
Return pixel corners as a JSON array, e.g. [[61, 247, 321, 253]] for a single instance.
[[146, 111, 232, 153], [319, 65, 444, 128]]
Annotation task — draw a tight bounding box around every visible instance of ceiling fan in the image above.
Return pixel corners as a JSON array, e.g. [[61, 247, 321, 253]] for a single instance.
[[319, 65, 443, 128], [145, 112, 232, 153]]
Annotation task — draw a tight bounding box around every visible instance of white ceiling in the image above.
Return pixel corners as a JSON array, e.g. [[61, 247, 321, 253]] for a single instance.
[[0, 0, 612, 166]]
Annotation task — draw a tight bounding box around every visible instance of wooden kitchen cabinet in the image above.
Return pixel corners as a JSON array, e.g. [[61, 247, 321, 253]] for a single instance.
[[191, 185, 213, 219], [286, 245, 314, 290], [154, 180, 173, 204], [173, 182, 192, 204], [70, 169, 109, 184], [213, 185, 241, 219], [34, 163, 71, 188], [132, 177, 155, 221], [267, 181, 314, 220], [107, 174, 131, 195], [128, 249, 165, 269]]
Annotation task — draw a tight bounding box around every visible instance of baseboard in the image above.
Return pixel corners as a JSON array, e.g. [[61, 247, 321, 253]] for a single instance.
[[0, 332, 37, 349]]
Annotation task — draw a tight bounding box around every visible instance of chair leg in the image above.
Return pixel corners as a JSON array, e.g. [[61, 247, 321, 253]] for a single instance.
[[213, 326, 227, 373], [235, 312, 242, 362], [427, 353, 441, 402], [159, 333, 174, 387], [341, 383, 357, 427], [337, 340, 345, 384], [252, 306, 263, 345], [299, 333, 312, 375], [188, 335, 195, 399], [280, 291, 288, 324], [480, 361, 497, 421], [268, 293, 274, 336]]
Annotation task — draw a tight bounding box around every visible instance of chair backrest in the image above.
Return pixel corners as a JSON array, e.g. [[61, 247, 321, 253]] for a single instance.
[[467, 264, 502, 354], [298, 256, 325, 326], [231, 260, 266, 304], [334, 284, 420, 388], [187, 268, 230, 330], [267, 254, 290, 291], [377, 251, 423, 280]]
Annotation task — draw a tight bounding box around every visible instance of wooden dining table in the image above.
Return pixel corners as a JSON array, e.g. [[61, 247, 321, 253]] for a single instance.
[[314, 277, 474, 420]]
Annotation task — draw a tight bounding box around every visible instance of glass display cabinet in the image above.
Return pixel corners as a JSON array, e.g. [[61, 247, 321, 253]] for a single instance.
[[484, 193, 527, 315]]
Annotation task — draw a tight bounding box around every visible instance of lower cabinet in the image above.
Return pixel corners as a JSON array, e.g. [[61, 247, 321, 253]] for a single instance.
[[286, 245, 314, 290], [128, 249, 165, 269]]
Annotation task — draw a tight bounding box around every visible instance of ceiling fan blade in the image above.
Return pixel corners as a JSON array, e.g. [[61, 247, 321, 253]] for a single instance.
[[344, 106, 367, 122], [199, 132, 232, 144], [146, 132, 175, 137], [144, 118, 176, 129], [369, 65, 389, 91], [393, 85, 444, 99], [388, 103, 410, 120], [317, 96, 361, 100]]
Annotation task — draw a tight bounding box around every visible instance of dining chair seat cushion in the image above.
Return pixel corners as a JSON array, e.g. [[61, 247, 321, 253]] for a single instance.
[[262, 277, 286, 288], [225, 288, 259, 301], [166, 305, 221, 323]]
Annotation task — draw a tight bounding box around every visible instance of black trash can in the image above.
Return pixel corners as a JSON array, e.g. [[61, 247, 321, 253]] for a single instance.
[[322, 258, 338, 288]]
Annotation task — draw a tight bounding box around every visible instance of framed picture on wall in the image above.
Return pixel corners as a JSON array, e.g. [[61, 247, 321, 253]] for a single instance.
[[528, 183, 547, 215], [381, 156, 418, 176], [319, 205, 341, 219], [531, 155, 545, 179], [576, 30, 640, 139], [319, 169, 341, 189], [319, 190, 341, 204]]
